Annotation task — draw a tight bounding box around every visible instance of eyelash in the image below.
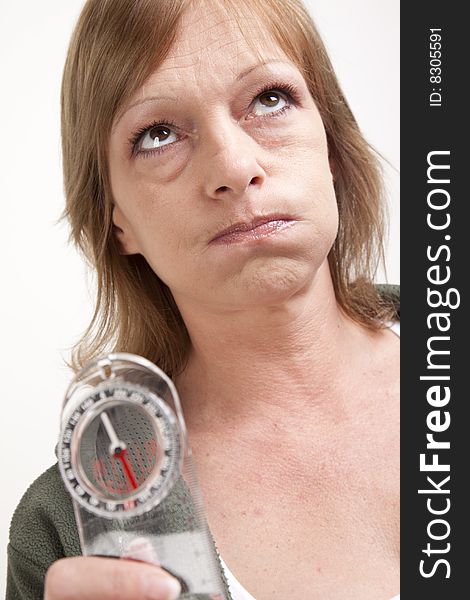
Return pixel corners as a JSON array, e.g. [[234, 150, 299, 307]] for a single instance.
[[129, 80, 300, 158], [254, 80, 301, 111]]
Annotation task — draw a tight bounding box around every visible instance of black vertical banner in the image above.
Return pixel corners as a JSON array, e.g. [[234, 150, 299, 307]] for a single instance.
[[401, 3, 468, 598]]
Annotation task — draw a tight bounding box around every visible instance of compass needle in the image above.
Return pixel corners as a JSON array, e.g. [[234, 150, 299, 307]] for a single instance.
[[115, 448, 139, 491], [99, 411, 140, 490], [100, 411, 126, 456]]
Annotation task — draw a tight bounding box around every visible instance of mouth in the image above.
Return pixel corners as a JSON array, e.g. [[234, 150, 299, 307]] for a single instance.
[[209, 214, 297, 245]]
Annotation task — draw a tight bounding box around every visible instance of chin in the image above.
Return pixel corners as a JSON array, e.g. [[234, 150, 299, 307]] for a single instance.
[[228, 256, 318, 308]]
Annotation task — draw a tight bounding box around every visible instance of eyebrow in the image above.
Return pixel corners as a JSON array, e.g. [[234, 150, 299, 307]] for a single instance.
[[113, 58, 295, 130], [113, 95, 177, 131], [236, 58, 294, 81]]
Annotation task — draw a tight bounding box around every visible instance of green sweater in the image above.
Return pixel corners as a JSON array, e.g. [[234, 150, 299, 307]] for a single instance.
[[6, 464, 233, 600], [6, 284, 400, 600]]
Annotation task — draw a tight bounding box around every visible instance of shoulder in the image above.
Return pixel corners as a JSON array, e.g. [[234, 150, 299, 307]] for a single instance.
[[7, 464, 80, 600], [376, 283, 400, 321]]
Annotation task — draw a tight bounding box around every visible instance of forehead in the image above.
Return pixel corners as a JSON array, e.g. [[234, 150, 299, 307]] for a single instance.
[[145, 1, 290, 85]]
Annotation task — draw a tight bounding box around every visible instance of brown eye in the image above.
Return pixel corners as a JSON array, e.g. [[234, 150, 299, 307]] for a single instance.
[[252, 90, 288, 116], [149, 126, 171, 143], [259, 91, 281, 107], [138, 124, 178, 151]]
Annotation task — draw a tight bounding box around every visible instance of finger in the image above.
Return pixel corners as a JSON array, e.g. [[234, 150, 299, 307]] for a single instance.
[[44, 556, 181, 600]]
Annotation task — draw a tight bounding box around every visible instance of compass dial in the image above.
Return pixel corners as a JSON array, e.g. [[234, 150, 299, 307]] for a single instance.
[[58, 381, 182, 518]]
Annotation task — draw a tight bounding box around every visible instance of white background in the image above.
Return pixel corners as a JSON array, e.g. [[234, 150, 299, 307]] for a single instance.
[[0, 0, 399, 594]]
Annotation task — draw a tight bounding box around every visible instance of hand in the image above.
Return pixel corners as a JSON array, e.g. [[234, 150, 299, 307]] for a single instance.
[[44, 556, 182, 600]]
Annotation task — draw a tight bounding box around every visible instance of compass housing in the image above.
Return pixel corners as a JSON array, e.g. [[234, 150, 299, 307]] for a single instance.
[[58, 354, 185, 519]]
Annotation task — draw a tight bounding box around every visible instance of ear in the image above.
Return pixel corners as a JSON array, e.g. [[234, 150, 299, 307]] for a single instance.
[[112, 204, 141, 255]]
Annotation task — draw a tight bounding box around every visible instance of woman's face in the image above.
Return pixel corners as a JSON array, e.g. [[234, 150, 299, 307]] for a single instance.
[[108, 3, 338, 311]]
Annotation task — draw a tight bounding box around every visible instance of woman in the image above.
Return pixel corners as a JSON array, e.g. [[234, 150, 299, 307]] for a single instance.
[[6, 0, 399, 599]]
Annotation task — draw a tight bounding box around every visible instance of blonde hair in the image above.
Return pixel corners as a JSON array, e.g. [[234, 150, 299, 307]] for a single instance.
[[61, 0, 395, 377]]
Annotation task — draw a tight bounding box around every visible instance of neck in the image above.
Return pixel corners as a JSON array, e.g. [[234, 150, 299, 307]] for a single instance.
[[174, 263, 375, 433]]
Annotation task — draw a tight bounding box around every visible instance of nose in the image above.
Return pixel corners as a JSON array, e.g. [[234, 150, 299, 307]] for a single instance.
[[201, 120, 267, 200]]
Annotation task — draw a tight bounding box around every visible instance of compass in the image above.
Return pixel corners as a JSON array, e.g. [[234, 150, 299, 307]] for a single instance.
[[57, 353, 227, 598], [58, 361, 183, 519]]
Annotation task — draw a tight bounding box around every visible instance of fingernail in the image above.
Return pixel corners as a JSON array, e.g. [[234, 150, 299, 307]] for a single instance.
[[144, 572, 181, 600], [123, 537, 161, 565]]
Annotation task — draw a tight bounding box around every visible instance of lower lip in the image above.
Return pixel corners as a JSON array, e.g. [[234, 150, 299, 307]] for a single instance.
[[210, 219, 296, 246]]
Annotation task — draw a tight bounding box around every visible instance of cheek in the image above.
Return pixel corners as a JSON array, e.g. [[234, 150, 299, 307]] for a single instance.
[[271, 115, 337, 225], [109, 150, 202, 284], [132, 197, 198, 285], [109, 171, 190, 281], [290, 139, 339, 257], [273, 110, 331, 178]]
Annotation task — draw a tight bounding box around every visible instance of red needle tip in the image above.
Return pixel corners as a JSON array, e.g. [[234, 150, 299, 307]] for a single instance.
[[114, 448, 139, 490]]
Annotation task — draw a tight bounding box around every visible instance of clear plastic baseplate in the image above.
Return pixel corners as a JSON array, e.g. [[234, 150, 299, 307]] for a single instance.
[[74, 462, 226, 599], [58, 353, 228, 600]]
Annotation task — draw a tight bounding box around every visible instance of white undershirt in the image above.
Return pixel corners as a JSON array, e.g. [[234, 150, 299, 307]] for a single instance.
[[220, 546, 400, 600], [220, 322, 400, 600]]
